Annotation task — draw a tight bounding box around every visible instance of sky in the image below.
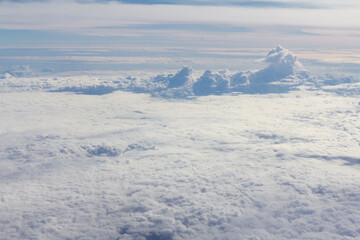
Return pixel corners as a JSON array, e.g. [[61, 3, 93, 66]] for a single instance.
[[1, 0, 360, 48], [1, 0, 360, 72]]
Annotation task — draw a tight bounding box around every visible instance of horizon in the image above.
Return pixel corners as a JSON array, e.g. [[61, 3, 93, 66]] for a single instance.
[[1, 0, 360, 74]]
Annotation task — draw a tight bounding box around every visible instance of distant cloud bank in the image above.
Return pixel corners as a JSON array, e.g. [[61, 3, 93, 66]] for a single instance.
[[114, 46, 357, 96], [2, 46, 359, 97]]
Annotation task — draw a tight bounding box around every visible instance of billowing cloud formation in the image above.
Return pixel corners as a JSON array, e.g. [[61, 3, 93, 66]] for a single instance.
[[126, 46, 358, 96], [2, 46, 359, 97], [254, 45, 302, 82], [129, 46, 307, 96], [1, 44, 360, 240], [193, 70, 231, 95], [168, 66, 193, 88]]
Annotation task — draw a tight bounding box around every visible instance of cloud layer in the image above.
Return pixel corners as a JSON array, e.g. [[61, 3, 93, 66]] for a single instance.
[[3, 0, 360, 8], [1, 0, 360, 49], [1, 68, 359, 239]]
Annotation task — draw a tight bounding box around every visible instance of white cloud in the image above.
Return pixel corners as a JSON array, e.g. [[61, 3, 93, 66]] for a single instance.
[[1, 72, 360, 239], [125, 46, 309, 96], [3, 46, 358, 97], [1, 65, 34, 78], [251, 45, 302, 83]]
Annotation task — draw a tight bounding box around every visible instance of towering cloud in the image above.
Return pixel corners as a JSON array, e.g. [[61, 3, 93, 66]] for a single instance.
[[168, 66, 193, 88], [191, 46, 305, 95], [251, 45, 302, 84]]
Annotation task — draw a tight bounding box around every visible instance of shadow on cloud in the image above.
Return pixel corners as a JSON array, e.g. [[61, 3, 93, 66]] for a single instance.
[[54, 85, 119, 95], [296, 154, 360, 166]]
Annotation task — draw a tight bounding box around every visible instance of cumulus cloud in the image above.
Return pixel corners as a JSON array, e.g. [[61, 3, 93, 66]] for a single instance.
[[192, 70, 230, 95], [252, 45, 302, 82], [131, 46, 358, 96], [132, 46, 307, 96], [1, 46, 359, 97], [168, 66, 193, 88], [1, 65, 34, 78]]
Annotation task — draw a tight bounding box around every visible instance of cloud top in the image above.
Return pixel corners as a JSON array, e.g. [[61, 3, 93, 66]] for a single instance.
[[251, 45, 302, 83], [2, 46, 359, 97], [125, 46, 308, 96], [168, 66, 192, 88]]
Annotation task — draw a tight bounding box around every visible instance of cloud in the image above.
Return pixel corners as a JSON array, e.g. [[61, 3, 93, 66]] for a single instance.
[[6, 0, 359, 9], [95, 0, 319, 8], [193, 70, 231, 95], [168, 66, 193, 88], [141, 46, 306, 96], [2, 46, 359, 97], [251, 45, 302, 83], [1, 1, 360, 31], [1, 1, 360, 49], [1, 63, 360, 239], [1, 65, 34, 78], [53, 85, 120, 95], [315, 73, 356, 86], [125, 46, 357, 96]]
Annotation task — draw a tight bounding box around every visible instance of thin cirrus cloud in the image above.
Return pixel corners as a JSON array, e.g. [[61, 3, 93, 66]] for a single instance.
[[1, 1, 360, 30], [81, 0, 360, 9], [0, 0, 360, 48], [1, 0, 360, 8], [83, 0, 318, 8]]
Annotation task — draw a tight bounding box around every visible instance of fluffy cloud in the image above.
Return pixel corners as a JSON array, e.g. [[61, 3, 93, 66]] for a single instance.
[[128, 46, 307, 96], [168, 66, 193, 88], [1, 75, 360, 239], [193, 70, 230, 95], [252, 45, 302, 82], [1, 46, 360, 240], [2, 46, 359, 97]]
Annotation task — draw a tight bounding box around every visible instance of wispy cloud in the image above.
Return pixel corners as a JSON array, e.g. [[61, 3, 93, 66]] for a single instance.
[[1, 1, 360, 48], [84, 0, 319, 9], [2, 1, 360, 30], [2, 0, 360, 8]]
